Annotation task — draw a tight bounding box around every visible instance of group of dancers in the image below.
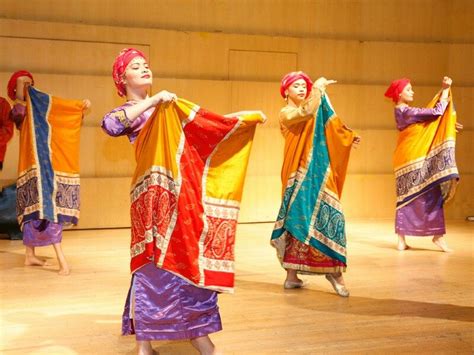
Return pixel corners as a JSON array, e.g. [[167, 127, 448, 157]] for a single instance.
[[0, 48, 461, 354]]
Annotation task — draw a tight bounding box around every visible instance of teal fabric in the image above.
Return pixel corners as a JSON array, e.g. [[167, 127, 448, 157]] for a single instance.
[[272, 95, 346, 263]]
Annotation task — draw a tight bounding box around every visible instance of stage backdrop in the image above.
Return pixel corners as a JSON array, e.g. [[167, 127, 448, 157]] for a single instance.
[[0, 0, 472, 228]]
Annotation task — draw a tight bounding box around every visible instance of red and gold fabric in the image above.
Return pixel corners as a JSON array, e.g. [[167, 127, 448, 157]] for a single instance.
[[130, 98, 265, 293]]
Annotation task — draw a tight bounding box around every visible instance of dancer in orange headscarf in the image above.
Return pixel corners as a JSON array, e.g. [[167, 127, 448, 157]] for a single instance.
[[385, 76, 462, 252], [271, 71, 360, 297]]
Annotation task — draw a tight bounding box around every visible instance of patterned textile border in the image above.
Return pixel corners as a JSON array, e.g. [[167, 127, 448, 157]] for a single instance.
[[395, 140, 458, 206], [17, 167, 79, 225], [272, 95, 348, 265], [196, 119, 242, 288], [308, 188, 346, 262], [130, 170, 178, 260]]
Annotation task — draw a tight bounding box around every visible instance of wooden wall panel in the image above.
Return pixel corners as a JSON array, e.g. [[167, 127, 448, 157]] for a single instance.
[[156, 79, 231, 114], [448, 44, 474, 84], [2, 0, 472, 42], [449, 0, 474, 42], [228, 50, 297, 81], [230, 81, 281, 128], [78, 177, 131, 229], [0, 37, 149, 75]]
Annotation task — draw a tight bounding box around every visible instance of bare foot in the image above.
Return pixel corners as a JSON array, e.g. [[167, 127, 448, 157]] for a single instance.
[[58, 266, 70, 276], [137, 340, 156, 355], [397, 235, 410, 251], [432, 236, 453, 253], [190, 335, 216, 355], [397, 243, 410, 251], [25, 255, 51, 267]]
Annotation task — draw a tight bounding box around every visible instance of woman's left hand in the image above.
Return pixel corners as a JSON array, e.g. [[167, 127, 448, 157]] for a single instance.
[[82, 99, 91, 111], [455, 122, 463, 132], [352, 135, 361, 149], [155, 90, 177, 105]]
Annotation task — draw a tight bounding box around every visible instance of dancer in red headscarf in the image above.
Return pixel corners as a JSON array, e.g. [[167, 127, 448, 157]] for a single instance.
[[385, 77, 463, 252], [102, 48, 223, 355], [8, 70, 90, 275]]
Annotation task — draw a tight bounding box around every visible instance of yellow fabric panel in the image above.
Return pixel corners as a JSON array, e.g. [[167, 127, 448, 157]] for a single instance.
[[205, 111, 265, 201], [205, 126, 255, 201], [280, 118, 315, 196], [18, 103, 36, 174], [49, 96, 83, 173], [325, 116, 356, 197], [132, 103, 188, 184], [393, 92, 457, 170]]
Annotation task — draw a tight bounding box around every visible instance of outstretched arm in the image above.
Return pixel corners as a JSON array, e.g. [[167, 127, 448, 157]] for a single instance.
[[280, 87, 322, 127]]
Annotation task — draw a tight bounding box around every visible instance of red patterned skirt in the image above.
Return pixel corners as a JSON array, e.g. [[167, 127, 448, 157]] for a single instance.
[[282, 234, 346, 274]]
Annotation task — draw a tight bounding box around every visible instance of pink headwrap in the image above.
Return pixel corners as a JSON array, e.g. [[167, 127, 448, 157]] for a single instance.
[[112, 48, 147, 97], [384, 78, 411, 103], [7, 70, 34, 100], [280, 71, 313, 99]]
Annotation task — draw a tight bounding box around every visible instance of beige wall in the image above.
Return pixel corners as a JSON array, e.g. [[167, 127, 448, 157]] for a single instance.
[[0, 1, 472, 228]]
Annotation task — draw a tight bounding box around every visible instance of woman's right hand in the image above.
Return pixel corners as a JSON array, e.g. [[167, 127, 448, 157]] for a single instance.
[[314, 77, 337, 93], [15, 76, 33, 101], [150, 90, 177, 106], [442, 76, 452, 89]]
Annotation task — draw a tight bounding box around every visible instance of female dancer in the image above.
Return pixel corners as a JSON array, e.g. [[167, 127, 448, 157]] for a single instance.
[[8, 70, 90, 275], [272, 71, 360, 297], [385, 77, 462, 252], [102, 48, 221, 355]]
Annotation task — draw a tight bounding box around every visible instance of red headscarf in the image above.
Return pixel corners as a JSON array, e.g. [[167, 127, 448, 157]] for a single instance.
[[280, 71, 313, 99], [384, 78, 411, 103], [7, 70, 34, 101], [112, 48, 147, 97]]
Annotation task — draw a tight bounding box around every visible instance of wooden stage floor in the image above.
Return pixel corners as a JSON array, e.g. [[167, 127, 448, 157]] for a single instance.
[[1, 220, 473, 354]]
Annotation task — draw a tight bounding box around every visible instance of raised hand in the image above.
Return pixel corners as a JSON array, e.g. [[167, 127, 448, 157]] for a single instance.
[[314, 77, 337, 92], [82, 99, 91, 111], [352, 135, 361, 149], [442, 76, 452, 89]]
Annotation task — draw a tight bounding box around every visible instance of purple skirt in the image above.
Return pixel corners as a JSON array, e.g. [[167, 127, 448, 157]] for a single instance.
[[395, 185, 446, 236], [122, 263, 222, 341], [22, 220, 63, 247]]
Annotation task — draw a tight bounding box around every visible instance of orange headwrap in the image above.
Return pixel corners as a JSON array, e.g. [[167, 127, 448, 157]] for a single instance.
[[112, 48, 147, 97], [384, 78, 410, 103], [280, 71, 313, 99], [7, 70, 34, 101]]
